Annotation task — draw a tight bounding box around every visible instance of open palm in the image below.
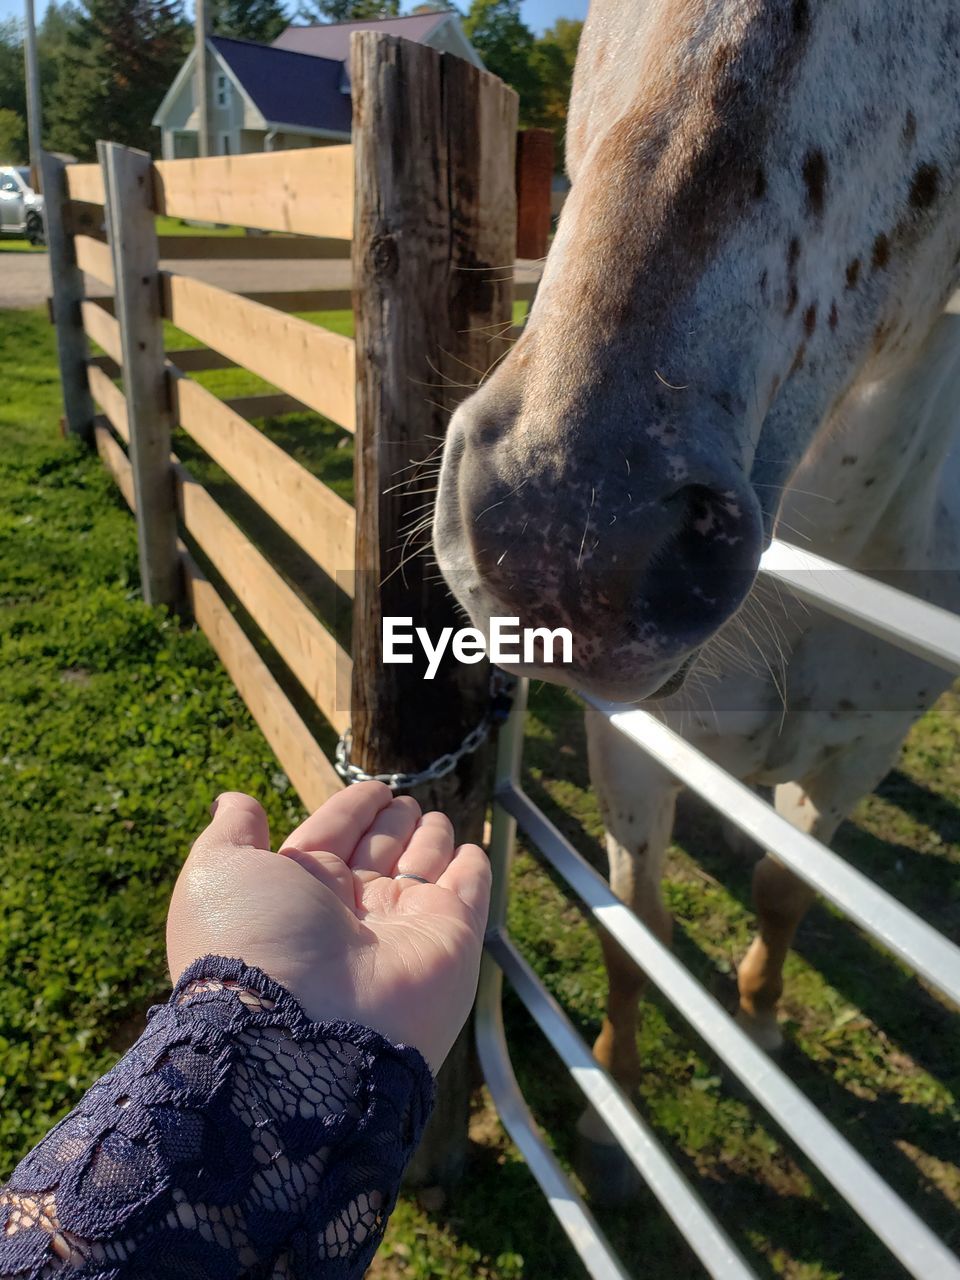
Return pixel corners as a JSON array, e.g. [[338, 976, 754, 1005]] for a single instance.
[[167, 783, 491, 1072]]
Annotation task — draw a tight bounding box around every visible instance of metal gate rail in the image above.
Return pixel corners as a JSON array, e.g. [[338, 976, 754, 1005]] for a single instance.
[[476, 544, 960, 1280]]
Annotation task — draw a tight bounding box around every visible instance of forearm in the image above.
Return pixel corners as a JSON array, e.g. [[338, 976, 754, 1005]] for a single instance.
[[0, 956, 434, 1279]]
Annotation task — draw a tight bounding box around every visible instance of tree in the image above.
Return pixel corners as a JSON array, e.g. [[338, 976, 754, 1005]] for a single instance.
[[214, 0, 289, 44], [530, 17, 581, 165], [47, 0, 189, 160], [296, 0, 399, 21], [463, 0, 541, 119], [0, 9, 80, 158], [0, 19, 25, 121], [38, 4, 81, 139], [0, 106, 25, 161]]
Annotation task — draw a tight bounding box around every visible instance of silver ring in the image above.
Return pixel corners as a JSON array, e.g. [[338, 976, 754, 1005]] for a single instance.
[[395, 872, 431, 885]]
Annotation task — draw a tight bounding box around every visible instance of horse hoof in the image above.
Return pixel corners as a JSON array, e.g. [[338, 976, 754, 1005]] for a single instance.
[[734, 1009, 784, 1055], [720, 1012, 786, 1101], [575, 1116, 644, 1208]]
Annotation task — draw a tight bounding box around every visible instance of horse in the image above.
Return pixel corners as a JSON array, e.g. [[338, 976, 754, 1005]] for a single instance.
[[433, 0, 960, 1155]]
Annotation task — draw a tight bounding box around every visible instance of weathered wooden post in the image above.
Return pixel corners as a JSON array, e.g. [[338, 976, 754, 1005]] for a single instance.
[[41, 151, 95, 441], [99, 142, 180, 610], [350, 32, 518, 1188]]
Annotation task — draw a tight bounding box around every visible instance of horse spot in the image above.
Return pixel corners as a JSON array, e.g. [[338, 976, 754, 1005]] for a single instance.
[[792, 0, 809, 36], [785, 281, 799, 314], [871, 233, 891, 269], [902, 110, 917, 146], [803, 303, 817, 336], [863, 476, 876, 487], [789, 342, 806, 375], [851, 19, 861, 42], [759, 268, 769, 299], [845, 258, 861, 289], [841, 455, 858, 466], [909, 163, 940, 210], [802, 150, 827, 217], [753, 167, 767, 200], [636, 841, 648, 857], [787, 236, 801, 268], [828, 301, 839, 329]]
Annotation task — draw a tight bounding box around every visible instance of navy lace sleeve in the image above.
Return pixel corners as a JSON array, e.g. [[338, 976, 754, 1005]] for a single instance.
[[0, 956, 435, 1279]]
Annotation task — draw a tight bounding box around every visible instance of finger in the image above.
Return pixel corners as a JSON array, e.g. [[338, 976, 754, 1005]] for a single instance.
[[394, 811, 456, 884], [279, 781, 394, 861], [191, 792, 271, 862], [348, 795, 422, 874], [435, 843, 492, 929]]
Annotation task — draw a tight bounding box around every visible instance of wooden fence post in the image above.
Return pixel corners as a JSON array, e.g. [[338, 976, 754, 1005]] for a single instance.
[[41, 151, 95, 441], [99, 141, 180, 610], [350, 32, 518, 1190]]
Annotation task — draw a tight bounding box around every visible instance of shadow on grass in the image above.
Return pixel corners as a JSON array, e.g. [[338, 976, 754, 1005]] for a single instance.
[[510, 683, 960, 1278], [878, 768, 960, 848]]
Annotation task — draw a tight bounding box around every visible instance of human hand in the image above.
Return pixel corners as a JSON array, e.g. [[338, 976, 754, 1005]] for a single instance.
[[166, 783, 491, 1073]]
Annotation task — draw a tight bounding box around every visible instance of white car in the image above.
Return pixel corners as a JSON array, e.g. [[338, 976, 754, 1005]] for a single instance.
[[0, 166, 45, 244]]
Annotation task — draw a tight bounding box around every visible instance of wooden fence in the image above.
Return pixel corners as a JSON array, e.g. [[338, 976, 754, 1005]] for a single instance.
[[44, 32, 544, 1184]]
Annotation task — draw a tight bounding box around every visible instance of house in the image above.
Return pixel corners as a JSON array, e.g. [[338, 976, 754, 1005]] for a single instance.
[[153, 12, 484, 160]]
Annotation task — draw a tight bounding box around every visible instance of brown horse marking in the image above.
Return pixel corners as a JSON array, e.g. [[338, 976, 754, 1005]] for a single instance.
[[802, 149, 828, 218], [872, 233, 891, 270]]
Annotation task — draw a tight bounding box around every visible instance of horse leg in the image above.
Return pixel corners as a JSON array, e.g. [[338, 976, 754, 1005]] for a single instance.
[[579, 707, 679, 1141], [737, 739, 901, 1051]]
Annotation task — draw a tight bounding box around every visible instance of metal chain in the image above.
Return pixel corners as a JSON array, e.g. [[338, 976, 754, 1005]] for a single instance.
[[335, 668, 516, 790]]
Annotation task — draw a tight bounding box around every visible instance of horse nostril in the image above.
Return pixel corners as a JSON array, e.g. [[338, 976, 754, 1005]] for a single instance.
[[643, 480, 761, 644]]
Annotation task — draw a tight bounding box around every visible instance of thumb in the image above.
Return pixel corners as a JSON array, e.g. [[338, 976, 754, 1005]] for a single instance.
[[190, 791, 271, 862]]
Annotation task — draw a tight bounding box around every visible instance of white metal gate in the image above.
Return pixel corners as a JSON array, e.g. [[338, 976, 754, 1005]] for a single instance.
[[476, 538, 960, 1280]]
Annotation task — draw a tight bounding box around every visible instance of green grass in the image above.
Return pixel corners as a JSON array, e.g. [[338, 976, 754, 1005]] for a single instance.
[[0, 308, 308, 1164], [0, 235, 44, 253], [0, 215, 240, 252], [155, 215, 245, 237], [0, 306, 958, 1278]]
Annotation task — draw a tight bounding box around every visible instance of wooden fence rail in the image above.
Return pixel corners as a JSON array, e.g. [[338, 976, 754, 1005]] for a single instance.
[[153, 146, 355, 238], [47, 30, 534, 1188], [161, 272, 357, 430]]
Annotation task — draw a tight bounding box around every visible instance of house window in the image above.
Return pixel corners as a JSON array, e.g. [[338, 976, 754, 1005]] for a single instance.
[[216, 74, 229, 107], [220, 133, 232, 155]]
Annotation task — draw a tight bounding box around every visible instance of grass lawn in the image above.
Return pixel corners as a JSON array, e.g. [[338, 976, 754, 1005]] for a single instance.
[[1, 305, 958, 1278], [155, 214, 246, 237], [0, 235, 44, 253], [0, 216, 240, 255]]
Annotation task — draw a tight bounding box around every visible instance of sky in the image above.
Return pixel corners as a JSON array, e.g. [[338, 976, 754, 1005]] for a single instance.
[[1, 0, 589, 35]]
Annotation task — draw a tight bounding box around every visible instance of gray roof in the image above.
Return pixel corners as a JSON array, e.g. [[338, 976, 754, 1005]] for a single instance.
[[272, 12, 450, 62], [211, 35, 352, 135]]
